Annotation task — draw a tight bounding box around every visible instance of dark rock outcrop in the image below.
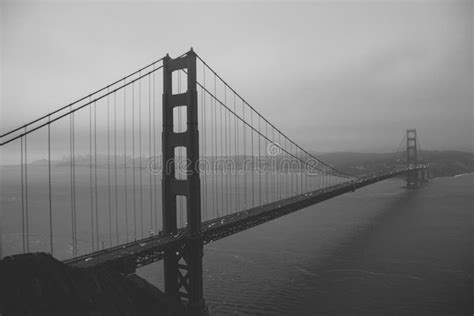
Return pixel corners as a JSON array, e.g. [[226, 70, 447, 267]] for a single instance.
[[0, 253, 183, 315]]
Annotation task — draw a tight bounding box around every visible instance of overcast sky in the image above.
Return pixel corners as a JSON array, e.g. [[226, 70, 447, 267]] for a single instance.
[[1, 0, 473, 154]]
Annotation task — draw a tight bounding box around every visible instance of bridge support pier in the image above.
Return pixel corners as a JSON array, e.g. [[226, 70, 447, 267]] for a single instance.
[[422, 168, 429, 182], [405, 129, 419, 189], [162, 49, 207, 315]]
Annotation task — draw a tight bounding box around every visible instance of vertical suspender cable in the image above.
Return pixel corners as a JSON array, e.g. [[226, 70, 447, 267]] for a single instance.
[[284, 137, 287, 197], [227, 108, 231, 213], [148, 74, 153, 232], [212, 75, 216, 218], [251, 110, 254, 207], [107, 89, 112, 247], [306, 153, 309, 192], [278, 132, 281, 198], [224, 101, 231, 210], [90, 99, 95, 252], [124, 80, 129, 242], [234, 93, 239, 211], [139, 75, 143, 237], [258, 116, 261, 206], [277, 130, 280, 199], [132, 83, 137, 239], [289, 141, 292, 194], [224, 89, 228, 215], [265, 122, 268, 203], [202, 65, 207, 221], [224, 86, 228, 215], [242, 100, 247, 209], [48, 117, 53, 255], [21, 136, 25, 253], [114, 92, 119, 244], [227, 87, 231, 214], [272, 127, 275, 202], [295, 145, 297, 194], [210, 76, 213, 217], [214, 75, 218, 217], [290, 143, 298, 195], [220, 88, 224, 215], [24, 131, 29, 253], [94, 101, 99, 249], [300, 148, 303, 194], [71, 111, 76, 256], [153, 67, 158, 233], [69, 113, 73, 256]]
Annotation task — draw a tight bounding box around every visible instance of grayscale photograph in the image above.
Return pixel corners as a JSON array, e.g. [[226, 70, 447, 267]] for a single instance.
[[0, 0, 473, 315]]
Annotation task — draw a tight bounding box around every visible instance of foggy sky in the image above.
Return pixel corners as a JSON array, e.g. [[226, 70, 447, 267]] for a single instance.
[[1, 0, 473, 154]]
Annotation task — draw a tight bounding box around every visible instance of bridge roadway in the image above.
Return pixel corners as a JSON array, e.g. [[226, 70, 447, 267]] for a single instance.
[[64, 167, 427, 273]]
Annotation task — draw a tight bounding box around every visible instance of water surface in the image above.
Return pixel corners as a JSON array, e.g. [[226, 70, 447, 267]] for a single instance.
[[138, 174, 473, 315]]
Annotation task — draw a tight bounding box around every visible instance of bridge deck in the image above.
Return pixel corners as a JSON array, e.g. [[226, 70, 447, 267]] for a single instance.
[[65, 167, 427, 272]]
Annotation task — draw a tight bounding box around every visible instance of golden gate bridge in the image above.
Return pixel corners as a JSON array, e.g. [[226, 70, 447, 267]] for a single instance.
[[0, 49, 428, 314]]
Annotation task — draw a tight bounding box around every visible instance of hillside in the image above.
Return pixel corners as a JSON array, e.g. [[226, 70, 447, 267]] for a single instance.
[[0, 253, 183, 315], [317, 150, 474, 178]]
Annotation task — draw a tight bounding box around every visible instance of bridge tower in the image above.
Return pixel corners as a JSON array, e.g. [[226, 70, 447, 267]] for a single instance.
[[162, 49, 207, 315], [406, 129, 418, 188]]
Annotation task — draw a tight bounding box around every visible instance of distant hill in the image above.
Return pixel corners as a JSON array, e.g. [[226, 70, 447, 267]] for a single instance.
[[317, 151, 474, 178], [6, 150, 473, 179]]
